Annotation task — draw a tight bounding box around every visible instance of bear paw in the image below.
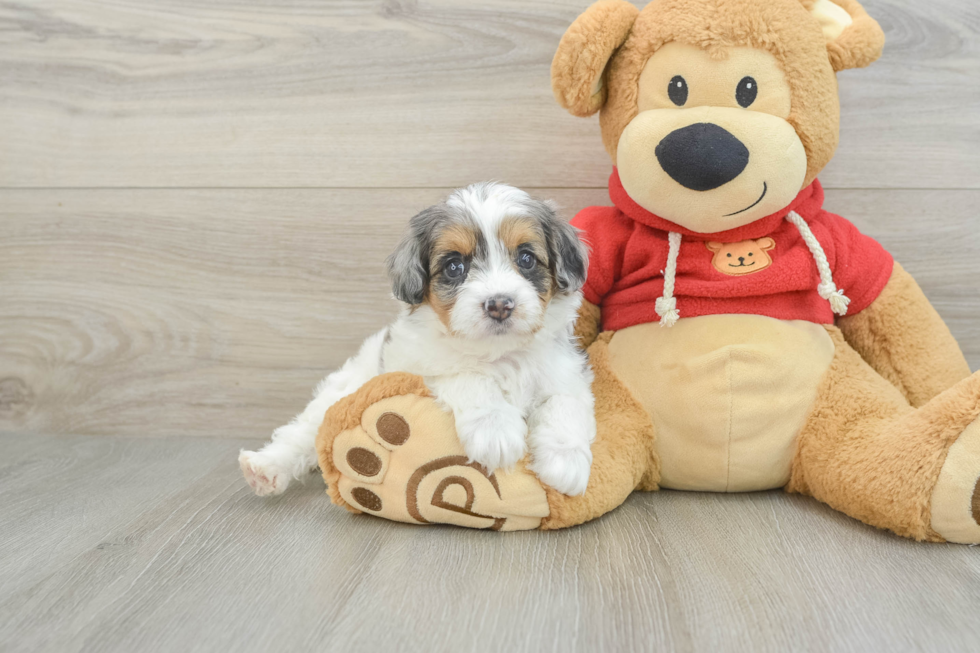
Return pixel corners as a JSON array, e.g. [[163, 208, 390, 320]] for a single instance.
[[930, 417, 980, 544], [317, 374, 551, 531]]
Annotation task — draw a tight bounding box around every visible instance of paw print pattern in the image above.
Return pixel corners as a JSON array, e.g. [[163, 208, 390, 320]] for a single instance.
[[321, 386, 550, 532]]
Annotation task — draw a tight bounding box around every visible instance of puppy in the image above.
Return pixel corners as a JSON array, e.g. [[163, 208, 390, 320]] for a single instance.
[[239, 182, 596, 497]]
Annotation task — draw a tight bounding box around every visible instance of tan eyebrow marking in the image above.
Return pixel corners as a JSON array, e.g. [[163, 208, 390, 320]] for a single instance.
[[499, 216, 547, 261]]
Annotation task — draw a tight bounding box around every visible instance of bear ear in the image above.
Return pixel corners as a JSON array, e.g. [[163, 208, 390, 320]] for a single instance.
[[551, 0, 639, 117], [804, 0, 885, 72], [705, 242, 723, 253], [757, 237, 776, 251]]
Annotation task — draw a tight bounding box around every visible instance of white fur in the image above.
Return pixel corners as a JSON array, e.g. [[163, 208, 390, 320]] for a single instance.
[[240, 184, 596, 497]]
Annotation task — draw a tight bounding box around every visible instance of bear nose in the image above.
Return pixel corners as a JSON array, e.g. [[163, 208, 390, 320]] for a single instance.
[[738, 256, 745, 263], [655, 123, 750, 191], [484, 295, 515, 322]]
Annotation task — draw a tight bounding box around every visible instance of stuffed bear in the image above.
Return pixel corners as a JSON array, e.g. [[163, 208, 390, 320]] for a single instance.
[[316, 0, 980, 543]]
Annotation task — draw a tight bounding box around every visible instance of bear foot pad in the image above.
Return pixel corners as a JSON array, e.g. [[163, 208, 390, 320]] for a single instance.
[[931, 417, 980, 544], [318, 376, 550, 531]]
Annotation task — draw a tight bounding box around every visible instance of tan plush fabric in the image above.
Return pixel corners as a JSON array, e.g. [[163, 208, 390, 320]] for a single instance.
[[787, 327, 980, 542], [551, 0, 639, 117], [573, 299, 602, 350], [838, 262, 972, 408], [930, 419, 980, 543], [822, 0, 886, 71], [541, 333, 661, 529], [606, 316, 834, 492]]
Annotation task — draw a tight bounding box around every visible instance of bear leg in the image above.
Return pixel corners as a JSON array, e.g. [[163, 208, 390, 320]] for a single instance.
[[316, 335, 659, 531], [787, 327, 980, 542], [541, 334, 661, 529]]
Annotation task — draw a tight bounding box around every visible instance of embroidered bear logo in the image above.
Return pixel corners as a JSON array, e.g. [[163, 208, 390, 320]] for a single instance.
[[706, 238, 776, 276]]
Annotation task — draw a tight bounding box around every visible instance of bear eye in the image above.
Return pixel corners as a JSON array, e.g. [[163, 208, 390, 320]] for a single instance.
[[748, 252, 754, 257], [736, 76, 758, 108], [726, 253, 732, 258], [668, 76, 688, 106]]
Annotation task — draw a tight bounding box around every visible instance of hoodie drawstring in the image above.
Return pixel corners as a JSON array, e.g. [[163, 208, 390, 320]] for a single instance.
[[655, 211, 850, 328], [655, 231, 682, 327], [785, 210, 851, 317]]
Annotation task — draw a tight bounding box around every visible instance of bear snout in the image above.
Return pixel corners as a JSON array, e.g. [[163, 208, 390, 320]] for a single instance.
[[655, 122, 749, 191]]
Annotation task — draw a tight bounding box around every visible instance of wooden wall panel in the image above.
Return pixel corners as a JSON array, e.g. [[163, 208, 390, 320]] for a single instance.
[[0, 0, 977, 189]]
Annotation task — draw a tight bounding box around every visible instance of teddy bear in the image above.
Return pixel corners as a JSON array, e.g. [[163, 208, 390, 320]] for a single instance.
[[315, 0, 980, 543]]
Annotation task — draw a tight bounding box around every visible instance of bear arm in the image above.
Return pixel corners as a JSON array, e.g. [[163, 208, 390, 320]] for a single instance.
[[837, 262, 972, 407], [573, 300, 602, 350]]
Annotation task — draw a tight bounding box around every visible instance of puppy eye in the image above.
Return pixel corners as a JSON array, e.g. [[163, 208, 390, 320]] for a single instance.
[[668, 76, 688, 106], [444, 258, 466, 280], [517, 251, 537, 271], [736, 76, 758, 108]]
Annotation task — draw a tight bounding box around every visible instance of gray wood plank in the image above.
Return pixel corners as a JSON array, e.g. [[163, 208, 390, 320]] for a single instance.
[[0, 433, 241, 599], [0, 433, 978, 653], [0, 0, 977, 190], [2, 188, 977, 439]]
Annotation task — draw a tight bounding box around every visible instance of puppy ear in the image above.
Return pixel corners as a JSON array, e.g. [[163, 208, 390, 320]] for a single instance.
[[804, 0, 885, 71], [705, 241, 724, 253], [386, 206, 443, 305], [551, 0, 639, 117], [534, 200, 588, 293]]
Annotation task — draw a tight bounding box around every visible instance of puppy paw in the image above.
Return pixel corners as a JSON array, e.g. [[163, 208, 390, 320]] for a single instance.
[[239, 450, 290, 496], [456, 405, 528, 472], [529, 444, 592, 496]]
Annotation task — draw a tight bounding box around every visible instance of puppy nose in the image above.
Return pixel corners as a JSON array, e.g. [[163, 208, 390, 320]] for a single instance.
[[655, 122, 749, 191], [484, 295, 515, 322]]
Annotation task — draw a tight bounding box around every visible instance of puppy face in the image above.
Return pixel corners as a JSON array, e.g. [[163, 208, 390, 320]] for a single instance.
[[386, 183, 587, 340]]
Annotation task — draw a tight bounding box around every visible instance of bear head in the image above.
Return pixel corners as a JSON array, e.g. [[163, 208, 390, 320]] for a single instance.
[[551, 0, 884, 234]]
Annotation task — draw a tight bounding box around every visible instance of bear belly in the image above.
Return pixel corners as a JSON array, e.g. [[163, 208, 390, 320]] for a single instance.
[[606, 315, 835, 492]]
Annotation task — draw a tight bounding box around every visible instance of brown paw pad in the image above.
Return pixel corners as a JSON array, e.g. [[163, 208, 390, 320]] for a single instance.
[[347, 447, 382, 477], [350, 487, 383, 512], [333, 429, 389, 485], [376, 412, 411, 446]]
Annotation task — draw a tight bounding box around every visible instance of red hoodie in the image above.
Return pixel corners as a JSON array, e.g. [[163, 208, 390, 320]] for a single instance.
[[572, 170, 893, 331]]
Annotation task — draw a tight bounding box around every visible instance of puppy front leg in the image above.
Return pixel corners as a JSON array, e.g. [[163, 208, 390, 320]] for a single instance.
[[527, 390, 596, 496], [432, 375, 527, 472], [240, 329, 387, 496]]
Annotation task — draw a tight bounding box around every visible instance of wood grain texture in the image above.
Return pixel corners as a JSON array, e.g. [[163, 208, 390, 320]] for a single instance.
[[0, 0, 978, 190], [2, 188, 977, 439], [1, 433, 979, 653]]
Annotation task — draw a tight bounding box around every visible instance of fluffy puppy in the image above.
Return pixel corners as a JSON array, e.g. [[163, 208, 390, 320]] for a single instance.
[[239, 183, 597, 497]]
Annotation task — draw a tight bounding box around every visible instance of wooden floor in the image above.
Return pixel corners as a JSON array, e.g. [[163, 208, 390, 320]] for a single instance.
[[1, 433, 978, 653], [2, 0, 980, 651]]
